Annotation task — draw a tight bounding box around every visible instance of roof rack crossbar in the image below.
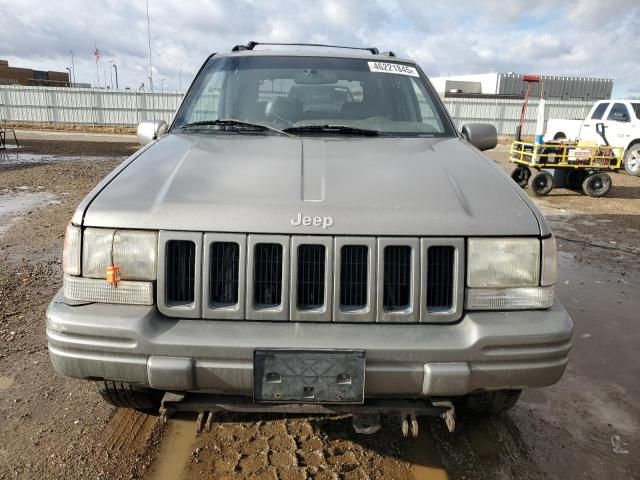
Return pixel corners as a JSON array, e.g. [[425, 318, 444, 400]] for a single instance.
[[232, 41, 380, 55]]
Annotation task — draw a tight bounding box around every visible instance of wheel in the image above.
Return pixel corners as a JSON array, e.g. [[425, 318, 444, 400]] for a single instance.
[[96, 381, 162, 412], [455, 390, 522, 416], [510, 166, 531, 188], [624, 144, 640, 176], [582, 172, 612, 197], [529, 171, 553, 196], [553, 132, 566, 140], [566, 170, 588, 191]]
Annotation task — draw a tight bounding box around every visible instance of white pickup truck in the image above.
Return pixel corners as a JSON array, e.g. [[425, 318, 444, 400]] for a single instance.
[[544, 99, 640, 176]]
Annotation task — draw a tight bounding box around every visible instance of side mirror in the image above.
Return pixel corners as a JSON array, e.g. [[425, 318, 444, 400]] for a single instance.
[[137, 120, 168, 146], [460, 123, 498, 151]]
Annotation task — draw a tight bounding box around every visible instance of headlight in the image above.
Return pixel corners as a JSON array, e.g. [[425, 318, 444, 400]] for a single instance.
[[466, 237, 555, 310], [62, 226, 157, 305], [82, 228, 157, 280], [467, 238, 540, 287], [62, 223, 81, 275]]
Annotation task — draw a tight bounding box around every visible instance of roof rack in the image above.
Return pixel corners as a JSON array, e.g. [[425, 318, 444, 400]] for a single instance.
[[231, 41, 383, 55]]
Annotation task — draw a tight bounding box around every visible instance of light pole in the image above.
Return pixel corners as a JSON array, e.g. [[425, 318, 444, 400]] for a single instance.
[[70, 50, 76, 84], [108, 60, 113, 89], [148, 76, 153, 92], [161, 78, 165, 93], [66, 67, 72, 86], [113, 64, 119, 90], [179, 68, 182, 91], [146, 0, 154, 92]]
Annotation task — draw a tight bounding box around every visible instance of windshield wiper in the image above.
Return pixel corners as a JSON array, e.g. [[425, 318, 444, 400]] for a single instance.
[[283, 124, 392, 136], [179, 119, 292, 137]]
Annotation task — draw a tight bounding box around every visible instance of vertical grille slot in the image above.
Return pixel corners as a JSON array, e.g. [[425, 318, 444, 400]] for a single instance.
[[340, 245, 368, 310], [296, 245, 326, 310], [383, 245, 412, 312], [253, 243, 283, 308], [165, 240, 196, 306], [209, 242, 240, 307], [426, 246, 455, 312]]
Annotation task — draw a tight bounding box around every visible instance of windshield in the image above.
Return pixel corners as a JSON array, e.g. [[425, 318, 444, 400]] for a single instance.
[[173, 55, 455, 137]]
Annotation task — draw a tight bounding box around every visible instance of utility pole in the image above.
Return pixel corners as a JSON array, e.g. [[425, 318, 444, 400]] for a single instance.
[[146, 0, 155, 118], [66, 67, 72, 86], [70, 50, 76, 84], [179, 68, 182, 91], [146, 0, 153, 91], [113, 64, 119, 90], [161, 78, 165, 93], [108, 60, 113, 89]]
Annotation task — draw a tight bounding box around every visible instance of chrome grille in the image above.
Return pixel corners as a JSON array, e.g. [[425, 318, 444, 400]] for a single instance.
[[253, 243, 283, 308], [426, 246, 455, 311], [165, 240, 196, 306], [339, 245, 368, 310], [382, 245, 412, 312], [209, 242, 239, 306], [296, 244, 326, 310], [159, 233, 463, 323]]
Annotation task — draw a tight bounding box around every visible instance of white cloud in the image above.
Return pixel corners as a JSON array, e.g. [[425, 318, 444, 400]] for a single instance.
[[0, 0, 638, 95]]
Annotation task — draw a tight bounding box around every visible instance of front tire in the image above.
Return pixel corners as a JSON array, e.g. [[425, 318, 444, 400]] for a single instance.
[[530, 171, 553, 196], [97, 381, 162, 413], [455, 389, 522, 416], [511, 166, 531, 188], [582, 172, 612, 197], [624, 144, 640, 176]]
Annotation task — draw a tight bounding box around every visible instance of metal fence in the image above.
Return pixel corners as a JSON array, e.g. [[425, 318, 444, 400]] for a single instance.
[[0, 85, 594, 135], [442, 97, 593, 136]]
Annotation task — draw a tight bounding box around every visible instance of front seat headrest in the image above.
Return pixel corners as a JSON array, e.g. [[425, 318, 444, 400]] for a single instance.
[[265, 97, 302, 123]]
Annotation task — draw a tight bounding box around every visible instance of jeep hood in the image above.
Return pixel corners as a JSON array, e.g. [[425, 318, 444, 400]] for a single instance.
[[80, 133, 543, 236]]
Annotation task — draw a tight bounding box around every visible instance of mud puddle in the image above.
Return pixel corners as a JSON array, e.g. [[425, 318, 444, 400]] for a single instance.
[[0, 150, 115, 165], [0, 191, 59, 237], [147, 415, 197, 480], [407, 419, 449, 479]]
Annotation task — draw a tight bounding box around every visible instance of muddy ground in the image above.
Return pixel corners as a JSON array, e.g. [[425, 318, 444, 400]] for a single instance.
[[0, 138, 638, 480]]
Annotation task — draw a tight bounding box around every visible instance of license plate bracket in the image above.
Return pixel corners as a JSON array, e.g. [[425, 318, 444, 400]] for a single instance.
[[254, 350, 365, 404]]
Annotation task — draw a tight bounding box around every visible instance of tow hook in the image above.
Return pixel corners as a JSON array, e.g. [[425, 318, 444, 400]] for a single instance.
[[400, 414, 419, 438], [432, 399, 456, 433], [196, 411, 215, 434]]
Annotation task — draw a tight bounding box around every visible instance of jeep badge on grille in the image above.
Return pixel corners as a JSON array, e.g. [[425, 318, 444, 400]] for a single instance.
[[290, 213, 334, 229]]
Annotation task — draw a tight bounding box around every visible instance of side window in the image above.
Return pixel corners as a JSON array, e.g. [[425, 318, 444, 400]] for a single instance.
[[590, 103, 609, 120], [607, 103, 630, 122], [411, 80, 443, 131], [187, 70, 223, 122]]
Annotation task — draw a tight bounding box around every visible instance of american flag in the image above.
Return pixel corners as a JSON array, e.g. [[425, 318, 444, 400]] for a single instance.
[[94, 48, 101, 61]]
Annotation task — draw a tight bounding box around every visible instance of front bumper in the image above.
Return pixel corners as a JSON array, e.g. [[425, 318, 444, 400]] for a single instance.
[[46, 290, 573, 397]]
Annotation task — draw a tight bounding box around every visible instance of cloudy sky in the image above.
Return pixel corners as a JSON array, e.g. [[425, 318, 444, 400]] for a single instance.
[[1, 0, 638, 96]]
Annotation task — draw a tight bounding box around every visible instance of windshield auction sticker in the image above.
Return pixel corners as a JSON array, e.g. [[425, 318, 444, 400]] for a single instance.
[[368, 61, 419, 77]]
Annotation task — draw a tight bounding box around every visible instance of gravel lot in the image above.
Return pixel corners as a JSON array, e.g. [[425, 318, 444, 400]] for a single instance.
[[0, 138, 638, 479]]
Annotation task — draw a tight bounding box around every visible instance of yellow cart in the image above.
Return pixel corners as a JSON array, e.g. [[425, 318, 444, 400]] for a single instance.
[[509, 140, 624, 197]]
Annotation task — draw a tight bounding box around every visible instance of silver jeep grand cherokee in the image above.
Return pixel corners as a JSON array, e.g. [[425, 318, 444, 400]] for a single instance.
[[47, 42, 573, 433]]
